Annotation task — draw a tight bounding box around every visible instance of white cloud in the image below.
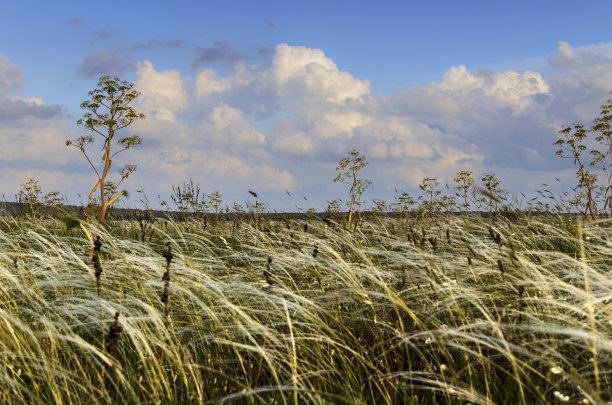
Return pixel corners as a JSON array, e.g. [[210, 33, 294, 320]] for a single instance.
[[0, 53, 77, 174], [137, 148, 296, 194], [273, 43, 371, 104], [315, 110, 371, 138], [0, 122, 74, 166], [4, 42, 612, 208], [272, 132, 314, 155], [0, 168, 95, 201], [210, 103, 244, 129], [135, 61, 187, 122], [9, 96, 43, 106], [196, 69, 231, 98], [368, 143, 388, 159], [546, 41, 612, 122], [432, 65, 549, 112], [199, 103, 266, 148]]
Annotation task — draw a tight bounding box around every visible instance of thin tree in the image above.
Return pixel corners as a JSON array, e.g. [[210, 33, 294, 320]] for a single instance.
[[334, 149, 372, 227], [555, 124, 598, 218], [393, 189, 416, 218], [418, 177, 442, 218], [207, 191, 223, 215], [589, 95, 612, 217], [453, 170, 475, 218], [16, 177, 66, 221], [67, 76, 144, 247], [476, 173, 507, 216]]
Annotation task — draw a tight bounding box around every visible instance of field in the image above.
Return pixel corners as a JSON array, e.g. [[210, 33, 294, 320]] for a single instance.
[[0, 213, 610, 404]]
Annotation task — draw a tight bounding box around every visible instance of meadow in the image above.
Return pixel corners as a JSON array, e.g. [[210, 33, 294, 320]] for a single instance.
[[0, 211, 609, 404]]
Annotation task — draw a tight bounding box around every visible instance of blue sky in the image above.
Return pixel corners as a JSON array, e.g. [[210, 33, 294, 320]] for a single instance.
[[1, 1, 612, 210]]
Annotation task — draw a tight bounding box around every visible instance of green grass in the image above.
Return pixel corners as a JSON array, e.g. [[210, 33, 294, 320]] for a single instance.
[[0, 213, 610, 404]]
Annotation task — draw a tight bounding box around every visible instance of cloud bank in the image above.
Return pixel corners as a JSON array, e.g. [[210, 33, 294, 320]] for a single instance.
[[0, 54, 86, 197], [3, 41, 612, 208]]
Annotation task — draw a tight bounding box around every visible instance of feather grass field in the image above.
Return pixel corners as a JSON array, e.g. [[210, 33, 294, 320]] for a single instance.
[[0, 213, 610, 404]]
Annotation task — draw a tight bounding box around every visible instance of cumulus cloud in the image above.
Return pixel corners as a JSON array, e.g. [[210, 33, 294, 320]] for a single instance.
[[130, 146, 296, 196], [196, 69, 231, 98], [272, 132, 314, 155], [134, 61, 188, 122], [170, 42, 561, 194], [0, 53, 78, 188], [273, 43, 371, 104], [0, 98, 61, 123], [376, 41, 612, 175], [124, 61, 294, 198], [192, 42, 611, 201], [433, 65, 549, 112], [372, 62, 555, 172], [546, 41, 612, 122], [0, 56, 61, 125], [0, 167, 90, 202], [199, 103, 266, 149], [194, 61, 278, 120], [5, 41, 612, 207]]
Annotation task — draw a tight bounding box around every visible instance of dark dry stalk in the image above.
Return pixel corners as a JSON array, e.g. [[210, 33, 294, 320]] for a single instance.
[[161, 242, 174, 326], [264, 257, 273, 286], [312, 246, 324, 291], [99, 311, 123, 399], [425, 266, 439, 298], [91, 236, 108, 354], [497, 259, 505, 277], [517, 286, 525, 323], [92, 236, 108, 353], [428, 237, 437, 251], [489, 226, 502, 245], [106, 312, 123, 358], [93, 236, 103, 298]]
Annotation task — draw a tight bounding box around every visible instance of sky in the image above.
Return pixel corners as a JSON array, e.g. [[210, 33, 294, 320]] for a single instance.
[[1, 0, 612, 211]]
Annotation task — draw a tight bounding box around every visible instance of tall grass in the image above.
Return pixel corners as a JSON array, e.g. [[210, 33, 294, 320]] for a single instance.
[[0, 213, 610, 403]]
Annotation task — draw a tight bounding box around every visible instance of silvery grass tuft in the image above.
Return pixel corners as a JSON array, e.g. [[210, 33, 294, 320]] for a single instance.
[[0, 213, 610, 403]]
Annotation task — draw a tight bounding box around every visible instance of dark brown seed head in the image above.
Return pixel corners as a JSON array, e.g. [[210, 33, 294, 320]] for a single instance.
[[497, 259, 504, 276]]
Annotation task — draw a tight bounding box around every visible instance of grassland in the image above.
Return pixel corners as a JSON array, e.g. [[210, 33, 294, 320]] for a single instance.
[[0, 213, 610, 404]]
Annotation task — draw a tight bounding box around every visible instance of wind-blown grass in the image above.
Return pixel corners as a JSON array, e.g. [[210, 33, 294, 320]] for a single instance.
[[0, 214, 610, 404]]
